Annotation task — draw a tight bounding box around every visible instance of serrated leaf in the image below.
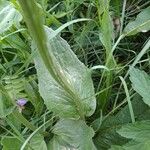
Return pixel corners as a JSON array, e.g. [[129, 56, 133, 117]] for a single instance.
[[93, 94, 149, 150], [110, 145, 124, 150], [110, 140, 150, 150], [51, 119, 96, 150], [117, 120, 150, 142], [123, 7, 150, 36], [33, 27, 96, 119], [124, 140, 150, 150], [112, 121, 150, 150], [0, 1, 22, 34], [129, 67, 150, 106]]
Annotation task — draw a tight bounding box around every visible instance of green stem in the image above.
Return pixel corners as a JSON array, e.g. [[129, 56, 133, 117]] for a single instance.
[[12, 110, 37, 131], [119, 76, 135, 123], [120, 0, 127, 36], [18, 0, 85, 119]]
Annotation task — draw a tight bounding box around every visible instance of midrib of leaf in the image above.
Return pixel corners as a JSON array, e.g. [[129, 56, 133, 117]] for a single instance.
[[18, 0, 85, 119], [124, 19, 150, 36]]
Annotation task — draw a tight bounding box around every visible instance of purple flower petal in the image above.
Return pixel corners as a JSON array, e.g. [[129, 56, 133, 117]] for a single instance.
[[17, 99, 27, 107]]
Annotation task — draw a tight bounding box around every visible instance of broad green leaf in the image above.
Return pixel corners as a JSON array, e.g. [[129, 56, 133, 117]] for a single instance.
[[1, 135, 47, 150], [110, 140, 150, 150], [124, 140, 150, 150], [33, 27, 96, 119], [0, 1, 22, 34], [48, 137, 80, 150], [93, 94, 149, 150], [117, 120, 150, 142], [129, 142, 150, 150], [123, 7, 150, 36], [50, 119, 96, 150], [1, 137, 23, 150], [28, 134, 47, 150], [110, 145, 124, 150], [113, 121, 150, 150], [48, 137, 70, 150], [129, 67, 150, 107], [18, 0, 95, 118]]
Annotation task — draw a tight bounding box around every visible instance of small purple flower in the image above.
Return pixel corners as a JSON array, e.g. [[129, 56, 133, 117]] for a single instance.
[[17, 99, 27, 107]]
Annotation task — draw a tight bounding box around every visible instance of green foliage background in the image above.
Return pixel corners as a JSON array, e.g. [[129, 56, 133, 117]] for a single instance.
[[0, 0, 150, 149]]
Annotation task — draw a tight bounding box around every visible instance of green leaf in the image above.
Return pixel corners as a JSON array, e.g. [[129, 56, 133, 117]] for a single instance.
[[117, 120, 150, 142], [99, 11, 114, 55], [33, 27, 96, 119], [97, 0, 115, 65], [0, 1, 22, 34], [28, 134, 47, 150], [124, 140, 150, 150], [113, 121, 150, 150], [97, 0, 116, 109], [0, 89, 14, 118], [1, 134, 47, 150], [110, 145, 124, 150], [49, 18, 91, 40], [129, 67, 150, 106], [48, 137, 68, 150], [110, 140, 150, 150], [2, 33, 30, 52], [123, 7, 150, 36], [50, 119, 96, 150], [1, 137, 22, 150], [96, 0, 109, 16], [24, 80, 44, 116], [93, 94, 149, 150]]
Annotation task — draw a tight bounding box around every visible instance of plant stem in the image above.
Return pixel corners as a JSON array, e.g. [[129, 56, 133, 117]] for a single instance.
[[119, 76, 135, 123], [120, 0, 127, 36], [18, 0, 85, 119]]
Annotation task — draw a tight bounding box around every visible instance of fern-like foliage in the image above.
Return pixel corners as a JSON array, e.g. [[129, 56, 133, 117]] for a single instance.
[[3, 75, 27, 101]]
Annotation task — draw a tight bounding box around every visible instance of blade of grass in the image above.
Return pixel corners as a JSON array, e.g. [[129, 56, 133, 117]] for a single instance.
[[49, 18, 91, 40], [119, 0, 127, 36], [119, 76, 135, 123], [113, 38, 150, 108]]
